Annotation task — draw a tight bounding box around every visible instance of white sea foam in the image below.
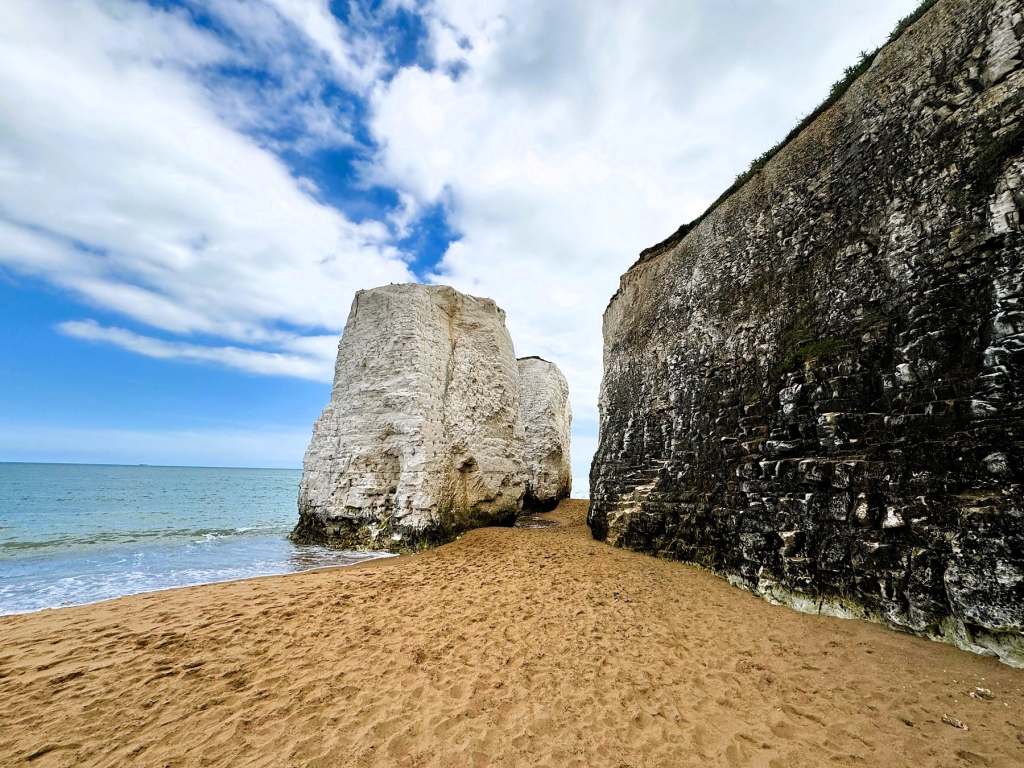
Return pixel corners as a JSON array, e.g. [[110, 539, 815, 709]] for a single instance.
[[0, 463, 393, 615]]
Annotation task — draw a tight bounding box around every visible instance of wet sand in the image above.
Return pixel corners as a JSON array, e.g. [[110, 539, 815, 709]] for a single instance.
[[1, 500, 1022, 767]]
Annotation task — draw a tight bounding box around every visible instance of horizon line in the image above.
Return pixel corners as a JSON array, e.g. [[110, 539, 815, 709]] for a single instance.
[[0, 460, 302, 471]]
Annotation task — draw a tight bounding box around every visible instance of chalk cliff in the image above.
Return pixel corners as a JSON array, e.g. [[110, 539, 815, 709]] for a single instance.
[[518, 357, 572, 509], [590, 0, 1024, 665], [294, 284, 526, 550]]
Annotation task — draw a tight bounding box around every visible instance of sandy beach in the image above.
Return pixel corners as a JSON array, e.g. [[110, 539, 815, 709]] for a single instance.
[[1, 500, 1022, 768]]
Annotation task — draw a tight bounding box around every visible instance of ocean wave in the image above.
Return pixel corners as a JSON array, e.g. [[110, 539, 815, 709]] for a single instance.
[[0, 546, 392, 615], [0, 523, 294, 556]]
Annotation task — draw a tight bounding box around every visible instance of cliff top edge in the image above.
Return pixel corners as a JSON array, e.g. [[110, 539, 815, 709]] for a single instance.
[[608, 0, 943, 310]]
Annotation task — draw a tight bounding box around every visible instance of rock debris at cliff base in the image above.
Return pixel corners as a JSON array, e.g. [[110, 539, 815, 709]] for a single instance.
[[590, 0, 1024, 666]]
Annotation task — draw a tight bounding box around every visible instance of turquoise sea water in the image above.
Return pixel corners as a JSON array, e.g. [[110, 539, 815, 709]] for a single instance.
[[0, 463, 386, 614]]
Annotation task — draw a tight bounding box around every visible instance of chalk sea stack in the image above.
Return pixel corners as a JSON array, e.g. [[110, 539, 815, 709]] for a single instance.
[[294, 283, 571, 550], [517, 356, 572, 509], [590, 0, 1024, 665]]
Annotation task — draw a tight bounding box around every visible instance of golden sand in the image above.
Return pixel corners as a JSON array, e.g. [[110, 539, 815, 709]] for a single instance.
[[1, 500, 1022, 767]]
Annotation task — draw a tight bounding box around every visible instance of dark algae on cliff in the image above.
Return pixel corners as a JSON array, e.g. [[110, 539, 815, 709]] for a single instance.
[[590, 0, 1024, 665]]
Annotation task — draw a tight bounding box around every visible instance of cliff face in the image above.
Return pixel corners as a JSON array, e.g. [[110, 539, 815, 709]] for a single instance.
[[517, 357, 572, 509], [590, 0, 1024, 665], [294, 284, 526, 550]]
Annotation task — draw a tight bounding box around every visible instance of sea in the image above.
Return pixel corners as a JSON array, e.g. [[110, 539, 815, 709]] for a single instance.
[[0, 462, 388, 615]]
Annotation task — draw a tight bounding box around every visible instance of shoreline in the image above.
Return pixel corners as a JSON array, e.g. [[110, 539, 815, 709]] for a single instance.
[[0, 502, 587, 618], [0, 549, 397, 619], [3, 504, 585, 619], [2, 500, 1022, 767]]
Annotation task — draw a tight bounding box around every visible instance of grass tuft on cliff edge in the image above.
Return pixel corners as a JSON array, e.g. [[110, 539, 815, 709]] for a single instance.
[[635, 0, 941, 266]]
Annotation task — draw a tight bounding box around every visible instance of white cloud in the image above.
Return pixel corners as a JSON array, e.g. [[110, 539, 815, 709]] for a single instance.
[[190, 0, 354, 152], [262, 0, 386, 91], [369, 0, 922, 487], [0, 0, 412, 376], [58, 320, 335, 381]]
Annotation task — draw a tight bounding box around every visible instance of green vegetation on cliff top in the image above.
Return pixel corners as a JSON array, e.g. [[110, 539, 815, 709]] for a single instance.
[[636, 0, 941, 265]]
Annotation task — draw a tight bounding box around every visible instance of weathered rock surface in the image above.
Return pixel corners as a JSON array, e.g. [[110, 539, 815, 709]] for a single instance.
[[590, 0, 1024, 666], [517, 357, 572, 509], [294, 284, 526, 550]]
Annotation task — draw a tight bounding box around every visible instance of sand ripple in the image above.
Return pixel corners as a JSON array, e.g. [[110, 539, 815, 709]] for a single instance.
[[1, 500, 1022, 767]]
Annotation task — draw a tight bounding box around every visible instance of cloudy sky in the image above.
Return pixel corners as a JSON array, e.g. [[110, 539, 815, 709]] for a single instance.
[[1, 0, 919, 492]]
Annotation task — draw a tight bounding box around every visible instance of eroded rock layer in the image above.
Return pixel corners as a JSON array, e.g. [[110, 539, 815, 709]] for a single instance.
[[294, 284, 526, 550], [518, 357, 572, 509], [590, 0, 1024, 665]]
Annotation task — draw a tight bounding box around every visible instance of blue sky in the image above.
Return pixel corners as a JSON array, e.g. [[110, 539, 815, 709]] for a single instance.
[[1, 0, 919, 491]]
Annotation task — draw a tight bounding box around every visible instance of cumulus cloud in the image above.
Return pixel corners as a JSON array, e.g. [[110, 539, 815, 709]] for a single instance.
[[0, 0, 411, 367], [369, 0, 921, 492], [260, 0, 387, 91], [58, 320, 336, 381]]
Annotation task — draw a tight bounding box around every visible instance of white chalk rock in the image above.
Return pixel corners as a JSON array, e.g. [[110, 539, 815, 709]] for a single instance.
[[517, 356, 572, 509], [293, 284, 526, 550]]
